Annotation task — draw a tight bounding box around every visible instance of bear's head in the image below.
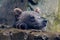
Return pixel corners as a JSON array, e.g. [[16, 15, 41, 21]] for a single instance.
[[13, 8, 47, 30]]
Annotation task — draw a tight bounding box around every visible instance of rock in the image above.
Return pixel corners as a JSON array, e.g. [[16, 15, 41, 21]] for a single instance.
[[0, 29, 26, 40], [0, 29, 60, 40]]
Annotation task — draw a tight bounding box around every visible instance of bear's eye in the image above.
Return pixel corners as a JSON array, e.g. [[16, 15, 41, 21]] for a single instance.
[[30, 16, 35, 19], [29, 16, 36, 22]]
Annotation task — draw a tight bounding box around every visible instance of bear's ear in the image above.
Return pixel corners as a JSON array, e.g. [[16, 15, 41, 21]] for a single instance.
[[13, 8, 23, 15], [34, 7, 40, 13]]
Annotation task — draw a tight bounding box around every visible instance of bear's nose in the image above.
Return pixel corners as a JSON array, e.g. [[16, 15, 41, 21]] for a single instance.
[[42, 20, 47, 25], [43, 20, 47, 23]]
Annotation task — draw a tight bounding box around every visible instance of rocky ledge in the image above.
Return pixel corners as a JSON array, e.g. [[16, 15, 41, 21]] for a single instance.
[[0, 28, 60, 40]]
